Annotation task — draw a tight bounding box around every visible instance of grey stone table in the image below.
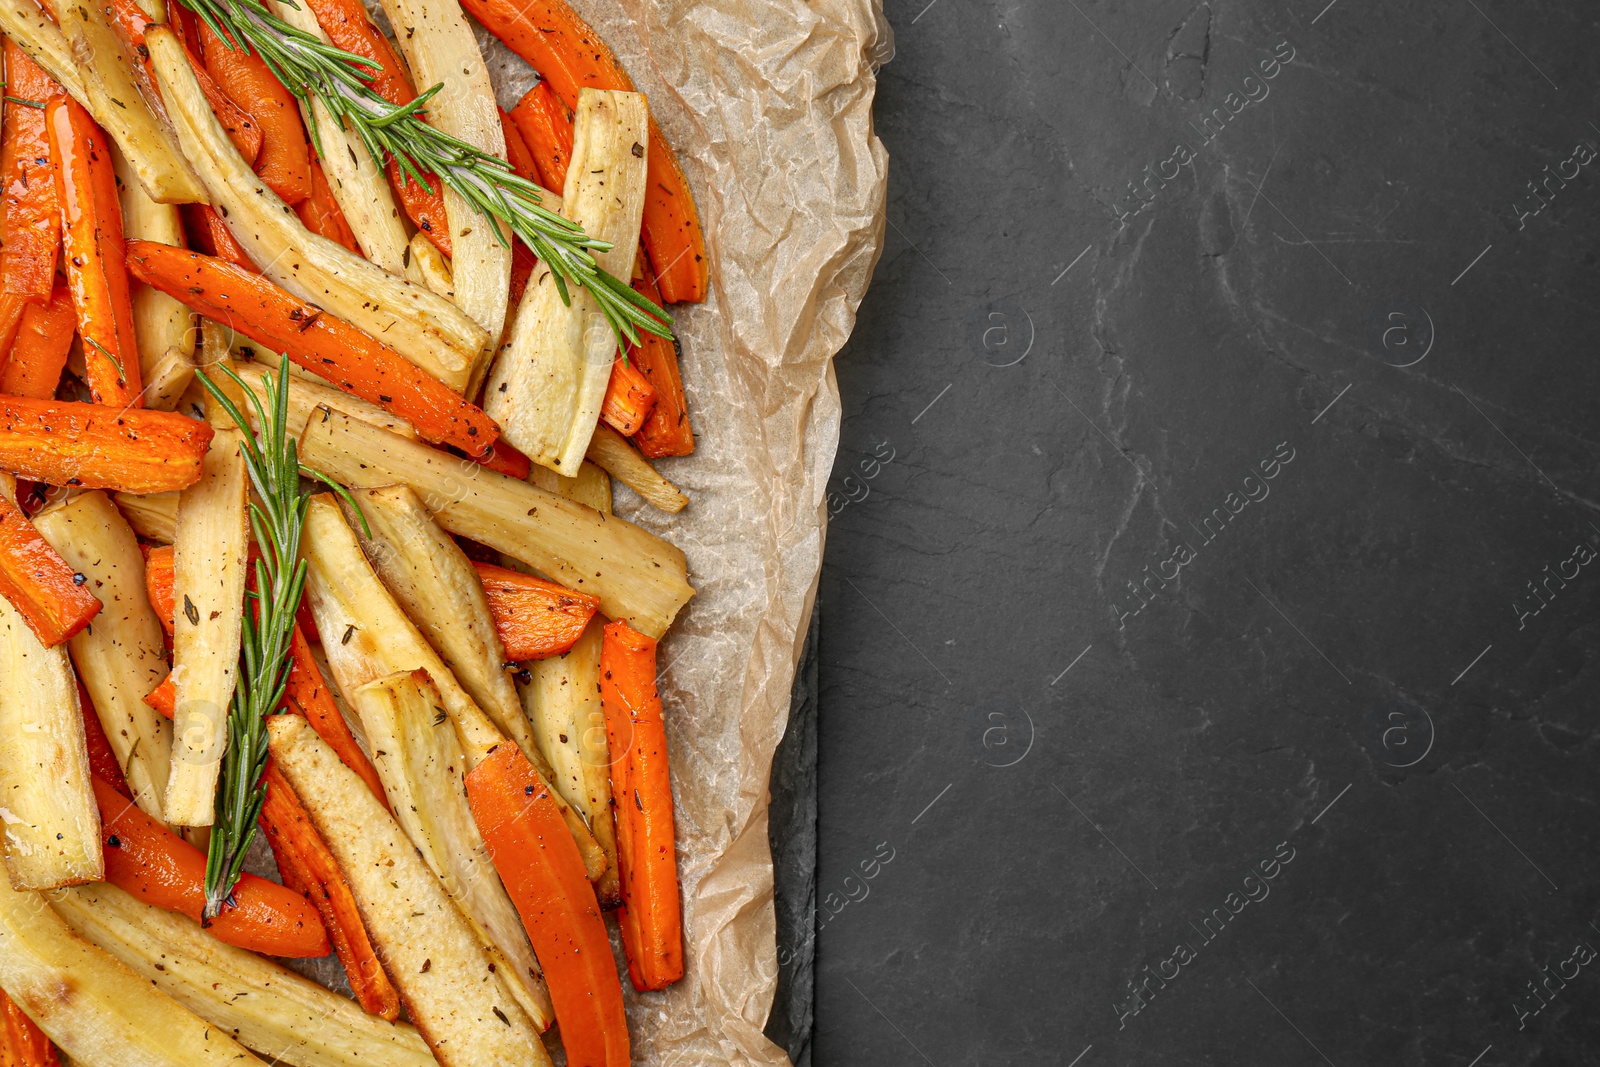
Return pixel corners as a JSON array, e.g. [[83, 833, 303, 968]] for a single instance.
[[799, 0, 1600, 1064]]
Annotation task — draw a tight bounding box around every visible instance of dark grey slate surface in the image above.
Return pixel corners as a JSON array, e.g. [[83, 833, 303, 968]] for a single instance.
[[812, 1, 1600, 1064]]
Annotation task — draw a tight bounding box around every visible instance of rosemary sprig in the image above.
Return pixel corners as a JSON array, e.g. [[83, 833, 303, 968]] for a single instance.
[[179, 0, 671, 349], [197, 358, 361, 917]]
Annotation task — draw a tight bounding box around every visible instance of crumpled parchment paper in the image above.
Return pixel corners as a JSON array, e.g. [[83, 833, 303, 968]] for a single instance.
[[478, 1, 890, 1062]]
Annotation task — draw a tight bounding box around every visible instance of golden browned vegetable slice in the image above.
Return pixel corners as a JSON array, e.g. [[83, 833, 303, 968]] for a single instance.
[[484, 89, 648, 474], [376, 0, 511, 377], [0, 0, 205, 204], [165, 429, 249, 826], [527, 459, 613, 513], [303, 492, 604, 880], [299, 409, 693, 637], [521, 619, 619, 907], [266, 713, 549, 1067], [53, 881, 436, 1067], [111, 146, 196, 412], [0, 869, 262, 1066], [265, 0, 412, 276], [34, 492, 173, 820], [344, 485, 536, 762], [586, 422, 688, 513], [351, 671, 553, 1031], [0, 590, 102, 890], [404, 232, 455, 301], [112, 490, 178, 544], [145, 27, 486, 393]]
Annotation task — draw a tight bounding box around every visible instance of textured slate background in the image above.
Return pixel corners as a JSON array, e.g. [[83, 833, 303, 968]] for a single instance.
[[796, 1, 1600, 1064]]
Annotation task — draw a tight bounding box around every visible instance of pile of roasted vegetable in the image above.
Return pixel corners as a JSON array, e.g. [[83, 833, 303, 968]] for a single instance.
[[0, 0, 706, 1060]]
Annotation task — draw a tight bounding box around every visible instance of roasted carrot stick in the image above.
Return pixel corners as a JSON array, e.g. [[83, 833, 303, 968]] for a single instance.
[[143, 673, 175, 718], [598, 620, 683, 991], [0, 287, 75, 400], [180, 203, 258, 272], [0, 990, 56, 1067], [473, 561, 599, 660], [509, 239, 536, 308], [472, 439, 533, 480], [0, 491, 101, 647], [92, 776, 330, 956], [1, 44, 61, 302], [259, 762, 401, 1019], [79, 681, 131, 797], [197, 19, 312, 204], [600, 354, 657, 437], [142, 543, 175, 634], [300, 0, 451, 255], [109, 0, 264, 167], [0, 397, 214, 492], [296, 159, 360, 254], [459, 0, 708, 302], [629, 260, 693, 457], [466, 742, 630, 1067], [509, 81, 572, 193], [499, 107, 540, 183], [125, 242, 499, 456], [47, 95, 143, 407]]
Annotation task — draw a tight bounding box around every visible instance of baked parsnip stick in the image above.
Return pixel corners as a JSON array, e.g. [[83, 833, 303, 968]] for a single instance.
[[352, 671, 554, 1030], [0, 0, 206, 203], [34, 492, 173, 820], [112, 491, 178, 544], [0, 874, 264, 1067], [299, 409, 693, 638], [377, 0, 512, 373], [53, 882, 434, 1067], [165, 429, 249, 826], [0, 592, 102, 889], [485, 89, 648, 475], [110, 147, 195, 412], [303, 493, 604, 880], [266, 713, 550, 1067], [145, 27, 486, 390], [522, 619, 619, 906]]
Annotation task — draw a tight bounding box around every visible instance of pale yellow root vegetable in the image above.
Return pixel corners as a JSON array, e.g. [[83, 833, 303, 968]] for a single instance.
[[145, 27, 484, 392], [112, 491, 179, 544], [0, 875, 262, 1066], [265, 0, 411, 275], [405, 232, 455, 302], [377, 0, 510, 372], [344, 485, 534, 759], [0, 0, 203, 203], [266, 713, 549, 1067], [521, 618, 619, 907], [53, 882, 437, 1067], [351, 672, 553, 1030], [301, 494, 501, 765], [340, 485, 606, 880], [299, 409, 693, 637], [233, 362, 417, 440], [0, 0, 84, 100], [527, 459, 613, 513], [112, 149, 197, 411], [34, 493, 173, 820], [196, 321, 249, 430], [0, 599, 101, 890], [586, 422, 688, 513], [165, 429, 248, 826], [484, 89, 648, 475]]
